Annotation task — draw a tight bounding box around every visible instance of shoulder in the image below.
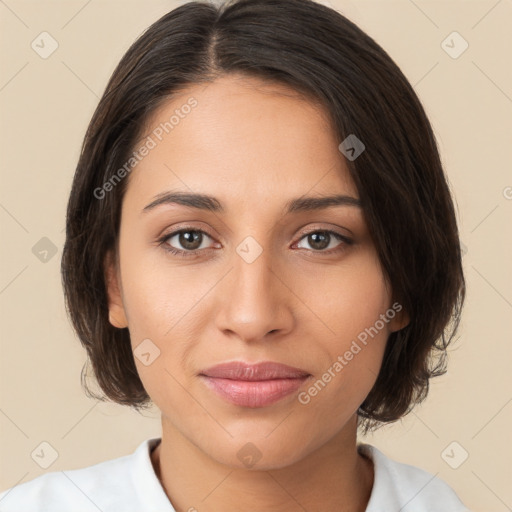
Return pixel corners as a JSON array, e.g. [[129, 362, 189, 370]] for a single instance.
[[358, 443, 472, 512], [0, 438, 172, 512]]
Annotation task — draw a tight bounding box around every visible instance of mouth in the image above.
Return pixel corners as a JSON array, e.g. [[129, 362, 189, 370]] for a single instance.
[[198, 361, 312, 408]]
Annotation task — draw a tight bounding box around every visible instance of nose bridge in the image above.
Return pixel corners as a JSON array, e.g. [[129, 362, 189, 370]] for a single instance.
[[234, 237, 278, 309], [236, 239, 274, 298]]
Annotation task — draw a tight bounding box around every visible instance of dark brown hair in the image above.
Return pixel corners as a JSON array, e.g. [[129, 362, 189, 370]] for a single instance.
[[61, 0, 465, 435]]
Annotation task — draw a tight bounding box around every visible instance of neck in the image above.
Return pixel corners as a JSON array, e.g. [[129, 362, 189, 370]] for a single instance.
[[151, 414, 374, 512]]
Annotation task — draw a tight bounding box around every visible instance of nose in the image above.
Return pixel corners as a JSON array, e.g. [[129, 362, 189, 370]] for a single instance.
[[214, 245, 294, 343]]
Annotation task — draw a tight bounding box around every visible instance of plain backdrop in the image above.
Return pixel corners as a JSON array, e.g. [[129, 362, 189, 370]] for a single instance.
[[1, 1, 511, 511]]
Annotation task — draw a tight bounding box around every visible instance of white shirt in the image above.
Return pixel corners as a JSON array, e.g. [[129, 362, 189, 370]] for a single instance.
[[0, 437, 471, 511]]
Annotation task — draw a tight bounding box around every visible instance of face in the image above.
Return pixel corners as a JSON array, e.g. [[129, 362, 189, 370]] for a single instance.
[[106, 74, 408, 469]]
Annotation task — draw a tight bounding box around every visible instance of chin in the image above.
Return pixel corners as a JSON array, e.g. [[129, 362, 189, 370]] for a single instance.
[[203, 435, 311, 471]]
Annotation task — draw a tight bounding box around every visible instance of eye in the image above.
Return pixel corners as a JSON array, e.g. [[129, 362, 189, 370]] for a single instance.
[[295, 229, 352, 254], [158, 228, 216, 257]]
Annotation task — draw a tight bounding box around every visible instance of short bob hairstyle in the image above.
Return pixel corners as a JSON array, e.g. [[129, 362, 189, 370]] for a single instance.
[[61, 0, 465, 435]]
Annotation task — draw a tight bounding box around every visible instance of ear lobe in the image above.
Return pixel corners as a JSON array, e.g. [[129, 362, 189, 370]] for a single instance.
[[104, 249, 128, 329], [389, 306, 410, 333]]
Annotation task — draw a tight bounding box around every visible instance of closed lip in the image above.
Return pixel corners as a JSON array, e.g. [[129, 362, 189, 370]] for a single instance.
[[199, 361, 310, 381]]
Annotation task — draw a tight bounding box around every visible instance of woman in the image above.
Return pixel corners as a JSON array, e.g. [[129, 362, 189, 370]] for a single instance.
[[0, 0, 469, 510]]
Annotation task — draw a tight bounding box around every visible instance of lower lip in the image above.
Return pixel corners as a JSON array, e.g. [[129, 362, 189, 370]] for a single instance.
[[200, 376, 310, 408]]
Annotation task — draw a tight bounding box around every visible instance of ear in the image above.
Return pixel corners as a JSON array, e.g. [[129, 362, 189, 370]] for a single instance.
[[388, 303, 410, 333], [104, 249, 128, 329]]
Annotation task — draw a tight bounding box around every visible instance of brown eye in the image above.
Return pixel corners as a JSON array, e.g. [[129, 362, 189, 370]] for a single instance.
[[296, 230, 352, 254], [159, 228, 215, 257], [172, 230, 204, 251]]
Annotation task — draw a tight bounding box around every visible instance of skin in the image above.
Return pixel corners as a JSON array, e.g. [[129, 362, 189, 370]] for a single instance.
[[105, 74, 409, 512]]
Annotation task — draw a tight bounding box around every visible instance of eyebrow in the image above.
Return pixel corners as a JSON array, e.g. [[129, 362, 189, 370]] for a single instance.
[[141, 191, 362, 215]]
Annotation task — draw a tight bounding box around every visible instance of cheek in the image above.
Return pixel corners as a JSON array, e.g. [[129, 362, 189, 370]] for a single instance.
[[296, 248, 392, 345], [116, 243, 211, 398], [117, 240, 198, 341], [295, 250, 392, 400]]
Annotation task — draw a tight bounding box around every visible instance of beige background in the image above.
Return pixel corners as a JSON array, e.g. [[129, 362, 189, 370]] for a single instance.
[[1, 1, 511, 510]]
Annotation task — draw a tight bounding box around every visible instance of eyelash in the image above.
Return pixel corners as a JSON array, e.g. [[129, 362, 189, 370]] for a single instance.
[[157, 227, 353, 258]]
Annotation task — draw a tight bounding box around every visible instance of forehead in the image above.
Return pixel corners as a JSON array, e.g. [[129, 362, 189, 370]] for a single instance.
[[124, 74, 358, 212]]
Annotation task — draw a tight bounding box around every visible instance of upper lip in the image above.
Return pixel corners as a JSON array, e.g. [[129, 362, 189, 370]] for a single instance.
[[199, 361, 310, 381]]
